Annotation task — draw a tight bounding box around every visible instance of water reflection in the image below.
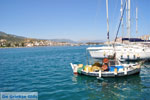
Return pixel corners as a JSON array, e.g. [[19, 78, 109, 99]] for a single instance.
[[72, 74, 144, 100]]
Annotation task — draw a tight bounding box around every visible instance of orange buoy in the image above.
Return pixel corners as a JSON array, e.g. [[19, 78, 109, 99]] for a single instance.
[[103, 58, 109, 63], [102, 64, 108, 71]]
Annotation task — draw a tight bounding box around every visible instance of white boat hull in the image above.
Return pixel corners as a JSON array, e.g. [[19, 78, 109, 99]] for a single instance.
[[87, 45, 150, 61], [70, 63, 141, 78], [81, 68, 140, 77]]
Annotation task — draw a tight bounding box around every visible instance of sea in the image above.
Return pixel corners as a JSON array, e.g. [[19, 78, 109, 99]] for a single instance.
[[0, 46, 150, 100]]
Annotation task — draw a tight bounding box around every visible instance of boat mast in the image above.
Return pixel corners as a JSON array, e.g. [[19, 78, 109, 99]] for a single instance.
[[128, 0, 131, 38], [114, 0, 127, 42], [126, 0, 128, 38], [106, 0, 110, 44], [136, 7, 138, 36], [121, 0, 124, 38]]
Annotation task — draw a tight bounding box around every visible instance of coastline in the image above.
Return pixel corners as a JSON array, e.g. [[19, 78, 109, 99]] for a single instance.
[[0, 43, 104, 49], [0, 45, 84, 49]]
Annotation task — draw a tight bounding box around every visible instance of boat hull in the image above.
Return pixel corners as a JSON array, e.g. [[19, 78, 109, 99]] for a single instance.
[[70, 63, 141, 78], [87, 45, 150, 61], [80, 68, 140, 77]]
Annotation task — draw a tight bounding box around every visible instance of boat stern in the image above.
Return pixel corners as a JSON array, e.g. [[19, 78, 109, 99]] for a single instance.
[[70, 63, 78, 74]]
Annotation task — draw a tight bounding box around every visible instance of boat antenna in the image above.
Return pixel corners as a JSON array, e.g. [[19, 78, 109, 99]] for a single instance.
[[114, 0, 127, 43], [121, 0, 124, 39], [113, 0, 126, 61], [126, 0, 128, 38], [106, 0, 110, 45], [128, 0, 131, 39], [136, 7, 138, 37]]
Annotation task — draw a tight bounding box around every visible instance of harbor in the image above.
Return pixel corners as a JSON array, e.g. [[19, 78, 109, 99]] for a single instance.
[[1, 0, 150, 100], [0, 46, 150, 100], [71, 0, 150, 78]]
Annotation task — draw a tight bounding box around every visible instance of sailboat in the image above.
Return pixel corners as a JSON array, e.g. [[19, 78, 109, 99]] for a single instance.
[[87, 0, 150, 61]]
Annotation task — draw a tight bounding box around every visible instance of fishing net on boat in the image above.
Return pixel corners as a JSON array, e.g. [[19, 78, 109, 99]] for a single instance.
[[92, 62, 102, 67]]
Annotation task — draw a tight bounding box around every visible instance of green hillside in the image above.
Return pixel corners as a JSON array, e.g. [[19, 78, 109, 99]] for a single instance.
[[0, 31, 41, 47], [0, 31, 27, 42], [0, 31, 74, 47]]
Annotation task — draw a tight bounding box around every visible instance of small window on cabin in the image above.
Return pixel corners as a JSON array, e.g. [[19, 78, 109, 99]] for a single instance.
[[143, 49, 144, 51]]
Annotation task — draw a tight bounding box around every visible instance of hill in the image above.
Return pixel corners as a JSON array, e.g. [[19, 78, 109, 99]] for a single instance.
[[50, 39, 76, 43], [77, 39, 104, 43], [0, 31, 26, 42], [0, 31, 76, 47]]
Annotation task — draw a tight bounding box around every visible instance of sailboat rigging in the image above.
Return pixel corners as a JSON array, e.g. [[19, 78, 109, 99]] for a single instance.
[[87, 0, 150, 61]]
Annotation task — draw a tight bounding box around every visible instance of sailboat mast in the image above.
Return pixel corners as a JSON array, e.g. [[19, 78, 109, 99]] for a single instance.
[[126, 0, 128, 38], [106, 0, 110, 43], [121, 0, 124, 37], [136, 7, 138, 35], [128, 0, 131, 38]]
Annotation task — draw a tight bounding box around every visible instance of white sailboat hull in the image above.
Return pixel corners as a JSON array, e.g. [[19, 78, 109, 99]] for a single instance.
[[88, 45, 150, 61]]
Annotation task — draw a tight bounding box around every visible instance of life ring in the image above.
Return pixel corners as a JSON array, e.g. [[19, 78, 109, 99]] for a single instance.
[[102, 64, 108, 71], [103, 58, 109, 63]]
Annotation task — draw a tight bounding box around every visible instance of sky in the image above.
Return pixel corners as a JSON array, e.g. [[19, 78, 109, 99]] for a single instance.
[[0, 0, 150, 41]]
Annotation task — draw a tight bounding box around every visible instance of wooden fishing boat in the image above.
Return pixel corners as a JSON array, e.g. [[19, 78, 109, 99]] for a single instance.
[[70, 58, 143, 78]]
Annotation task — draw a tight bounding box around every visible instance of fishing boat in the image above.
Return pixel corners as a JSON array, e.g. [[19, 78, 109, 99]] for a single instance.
[[70, 58, 143, 78]]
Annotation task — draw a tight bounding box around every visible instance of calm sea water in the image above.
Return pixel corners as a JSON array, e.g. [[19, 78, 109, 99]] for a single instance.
[[0, 46, 150, 100]]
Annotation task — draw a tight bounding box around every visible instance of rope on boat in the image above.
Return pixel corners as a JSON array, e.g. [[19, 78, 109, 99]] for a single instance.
[[114, 0, 127, 43]]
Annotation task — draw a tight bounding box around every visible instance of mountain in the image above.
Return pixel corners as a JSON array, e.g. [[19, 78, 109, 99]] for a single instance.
[[77, 39, 104, 43], [0, 31, 76, 43], [0, 31, 104, 44], [0, 31, 77, 47], [0, 31, 26, 42], [0, 31, 7, 35], [49, 39, 76, 43]]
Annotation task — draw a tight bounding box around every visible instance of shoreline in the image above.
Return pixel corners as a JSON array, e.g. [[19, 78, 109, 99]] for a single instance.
[[0, 44, 104, 49]]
